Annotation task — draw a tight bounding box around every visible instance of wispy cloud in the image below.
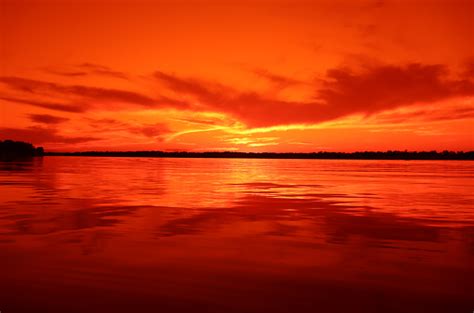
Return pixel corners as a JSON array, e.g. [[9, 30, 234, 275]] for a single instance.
[[0, 96, 85, 113], [28, 114, 70, 124], [252, 69, 303, 89], [0, 76, 190, 113], [43, 63, 129, 79], [0, 126, 100, 144], [77, 63, 129, 79]]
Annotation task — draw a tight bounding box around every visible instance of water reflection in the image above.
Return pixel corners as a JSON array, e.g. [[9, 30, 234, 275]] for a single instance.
[[0, 157, 472, 313], [4, 205, 144, 236]]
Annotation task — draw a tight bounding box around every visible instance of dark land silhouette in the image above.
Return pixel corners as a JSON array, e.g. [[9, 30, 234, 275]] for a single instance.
[[1, 139, 473, 160], [47, 150, 474, 160], [0, 140, 44, 160]]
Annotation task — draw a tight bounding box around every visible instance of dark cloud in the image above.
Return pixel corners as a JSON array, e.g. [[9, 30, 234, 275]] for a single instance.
[[0, 127, 100, 144], [155, 63, 474, 127], [85, 118, 172, 140], [253, 69, 302, 88], [0, 76, 156, 105], [462, 59, 474, 79], [129, 123, 172, 139], [44, 70, 88, 77], [77, 63, 129, 79], [154, 71, 229, 105], [0, 96, 85, 113], [87, 118, 129, 129], [0, 76, 190, 112], [29, 114, 70, 124], [44, 63, 129, 79], [376, 105, 474, 123], [317, 63, 473, 116]]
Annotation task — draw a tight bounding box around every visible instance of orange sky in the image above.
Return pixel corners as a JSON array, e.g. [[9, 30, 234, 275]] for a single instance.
[[1, 0, 473, 152]]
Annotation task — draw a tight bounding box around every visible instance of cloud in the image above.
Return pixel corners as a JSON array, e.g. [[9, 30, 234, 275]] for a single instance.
[[129, 123, 172, 140], [252, 69, 302, 88], [0, 76, 190, 112], [155, 71, 316, 127], [462, 59, 474, 79], [374, 104, 474, 123], [44, 70, 88, 77], [85, 118, 173, 141], [317, 63, 473, 116], [155, 63, 474, 127], [174, 117, 225, 126], [77, 63, 129, 79], [87, 118, 129, 129], [154, 71, 230, 105], [0, 76, 156, 105], [0, 127, 100, 144], [3, 62, 473, 131], [0, 96, 85, 113], [29, 114, 70, 124], [44, 63, 129, 79]]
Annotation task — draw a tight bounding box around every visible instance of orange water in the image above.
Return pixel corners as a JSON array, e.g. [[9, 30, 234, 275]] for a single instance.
[[0, 157, 473, 312]]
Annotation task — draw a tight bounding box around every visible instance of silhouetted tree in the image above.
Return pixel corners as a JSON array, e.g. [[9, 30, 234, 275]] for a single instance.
[[0, 140, 44, 160], [35, 147, 44, 156]]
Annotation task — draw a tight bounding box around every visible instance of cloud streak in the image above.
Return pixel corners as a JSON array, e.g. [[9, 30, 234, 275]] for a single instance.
[[77, 63, 129, 79], [44, 63, 129, 79], [373, 104, 474, 124], [252, 69, 303, 89], [29, 114, 70, 124], [0, 127, 100, 144], [0, 96, 85, 113], [155, 63, 474, 127], [0, 76, 190, 113], [0, 76, 156, 105]]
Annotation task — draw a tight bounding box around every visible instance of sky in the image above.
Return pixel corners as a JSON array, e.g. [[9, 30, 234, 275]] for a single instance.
[[0, 0, 473, 152]]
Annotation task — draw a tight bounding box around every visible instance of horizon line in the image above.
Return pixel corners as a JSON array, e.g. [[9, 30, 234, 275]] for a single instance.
[[46, 149, 474, 153], [43, 150, 474, 161]]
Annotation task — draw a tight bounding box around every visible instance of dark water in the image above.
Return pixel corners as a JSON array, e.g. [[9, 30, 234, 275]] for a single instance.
[[0, 157, 473, 313]]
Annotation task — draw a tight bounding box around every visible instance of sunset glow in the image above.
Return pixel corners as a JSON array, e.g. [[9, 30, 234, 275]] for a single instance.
[[1, 0, 473, 152]]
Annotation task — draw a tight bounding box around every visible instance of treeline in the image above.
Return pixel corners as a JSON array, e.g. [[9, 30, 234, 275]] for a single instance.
[[2, 139, 472, 160], [0, 140, 44, 160], [46, 150, 474, 160]]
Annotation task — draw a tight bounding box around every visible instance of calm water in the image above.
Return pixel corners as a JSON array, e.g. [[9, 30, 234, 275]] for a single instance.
[[0, 157, 473, 313]]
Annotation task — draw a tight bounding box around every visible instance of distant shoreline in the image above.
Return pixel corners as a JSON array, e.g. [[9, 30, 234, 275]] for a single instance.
[[44, 151, 474, 161], [2, 140, 473, 161]]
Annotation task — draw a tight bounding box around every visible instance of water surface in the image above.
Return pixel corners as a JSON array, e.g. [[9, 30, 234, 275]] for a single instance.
[[0, 157, 473, 312]]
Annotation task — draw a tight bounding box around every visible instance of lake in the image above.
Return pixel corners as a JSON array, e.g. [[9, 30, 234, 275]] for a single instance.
[[0, 157, 472, 313]]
